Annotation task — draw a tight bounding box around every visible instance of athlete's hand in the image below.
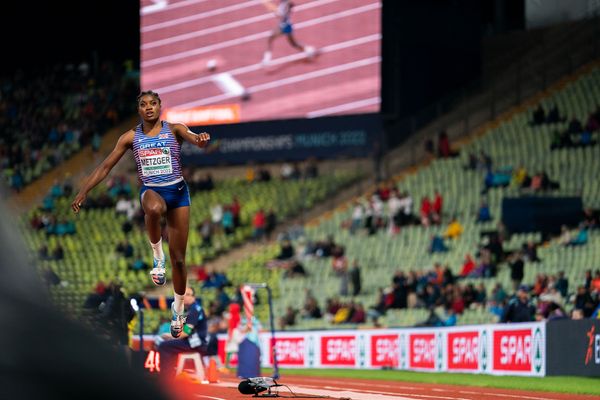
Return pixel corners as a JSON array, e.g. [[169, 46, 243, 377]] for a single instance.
[[196, 132, 210, 148], [71, 192, 87, 214]]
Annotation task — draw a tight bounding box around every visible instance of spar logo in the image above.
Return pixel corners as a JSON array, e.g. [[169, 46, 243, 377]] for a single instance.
[[447, 331, 479, 371], [585, 325, 600, 366], [370, 334, 399, 367], [409, 333, 436, 369], [321, 336, 356, 366], [493, 329, 532, 371], [271, 337, 305, 366]]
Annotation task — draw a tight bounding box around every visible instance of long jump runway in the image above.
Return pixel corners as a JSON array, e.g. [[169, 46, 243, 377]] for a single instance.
[[170, 374, 599, 400], [141, 0, 381, 121]]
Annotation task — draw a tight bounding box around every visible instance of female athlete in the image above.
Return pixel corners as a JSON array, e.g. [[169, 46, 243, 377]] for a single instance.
[[71, 91, 210, 338]]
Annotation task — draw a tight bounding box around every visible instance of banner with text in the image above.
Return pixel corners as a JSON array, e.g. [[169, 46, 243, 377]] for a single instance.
[[180, 114, 381, 166], [134, 322, 546, 376]]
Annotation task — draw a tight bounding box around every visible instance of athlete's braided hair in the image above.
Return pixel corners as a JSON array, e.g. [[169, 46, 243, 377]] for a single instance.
[[137, 90, 162, 105]]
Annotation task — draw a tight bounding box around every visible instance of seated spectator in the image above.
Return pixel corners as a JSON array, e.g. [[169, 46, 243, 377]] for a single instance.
[[483, 169, 511, 192], [116, 239, 133, 258], [197, 219, 212, 248], [444, 217, 464, 239], [583, 208, 599, 229], [284, 260, 307, 278], [429, 235, 448, 253], [476, 201, 491, 222], [567, 117, 583, 134], [532, 104, 545, 125], [52, 244, 64, 261], [301, 295, 322, 319], [304, 158, 318, 179], [465, 151, 478, 170], [511, 165, 527, 188], [557, 225, 572, 245], [252, 209, 266, 241], [350, 201, 364, 235], [568, 224, 589, 246], [222, 206, 234, 235], [523, 241, 541, 262], [459, 254, 476, 277], [349, 303, 366, 324], [279, 306, 298, 330], [546, 104, 563, 123], [197, 173, 215, 191], [432, 190, 443, 224], [420, 197, 432, 227], [130, 258, 149, 271], [265, 209, 277, 240]]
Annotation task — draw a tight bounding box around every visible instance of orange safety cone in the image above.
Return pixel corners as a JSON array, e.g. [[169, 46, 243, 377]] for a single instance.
[[207, 358, 219, 383]]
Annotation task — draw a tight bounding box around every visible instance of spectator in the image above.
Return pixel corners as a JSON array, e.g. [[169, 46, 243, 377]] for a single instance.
[[222, 206, 234, 235], [574, 285, 597, 318], [305, 158, 319, 179], [476, 200, 491, 222], [420, 197, 432, 227], [115, 239, 133, 258], [568, 224, 588, 246], [444, 217, 464, 239], [349, 303, 366, 323], [350, 201, 364, 235], [459, 254, 476, 277], [501, 286, 535, 323], [432, 190, 443, 224], [51, 244, 64, 261], [523, 241, 541, 262], [301, 294, 322, 319], [437, 131, 455, 158], [557, 225, 572, 246], [349, 259, 361, 296], [532, 104, 545, 125], [265, 209, 277, 240], [429, 235, 448, 253], [252, 209, 266, 241], [546, 104, 562, 123], [198, 218, 212, 248], [509, 252, 525, 292], [279, 306, 298, 330], [555, 271, 569, 298]]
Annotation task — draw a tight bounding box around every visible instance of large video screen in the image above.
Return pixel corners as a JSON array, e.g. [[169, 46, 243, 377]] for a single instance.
[[140, 0, 381, 125]]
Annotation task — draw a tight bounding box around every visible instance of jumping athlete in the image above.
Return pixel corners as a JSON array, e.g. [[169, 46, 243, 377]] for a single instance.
[[71, 91, 210, 338], [261, 0, 315, 66]]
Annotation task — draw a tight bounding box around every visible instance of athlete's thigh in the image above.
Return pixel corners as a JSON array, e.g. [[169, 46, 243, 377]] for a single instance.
[[166, 206, 190, 251], [142, 189, 167, 214]]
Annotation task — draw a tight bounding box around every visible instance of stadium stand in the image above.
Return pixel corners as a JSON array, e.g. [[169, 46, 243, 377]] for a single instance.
[[1, 61, 138, 191], [187, 63, 600, 333]]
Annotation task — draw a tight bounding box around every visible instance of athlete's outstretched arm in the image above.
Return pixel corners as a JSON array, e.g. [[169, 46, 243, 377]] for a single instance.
[[170, 123, 210, 148], [71, 131, 133, 213]]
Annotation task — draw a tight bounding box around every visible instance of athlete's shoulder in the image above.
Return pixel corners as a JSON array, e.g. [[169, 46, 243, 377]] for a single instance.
[[118, 129, 136, 144]]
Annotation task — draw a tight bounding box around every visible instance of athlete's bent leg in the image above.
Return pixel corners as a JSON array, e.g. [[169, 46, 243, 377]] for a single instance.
[[142, 190, 168, 285]]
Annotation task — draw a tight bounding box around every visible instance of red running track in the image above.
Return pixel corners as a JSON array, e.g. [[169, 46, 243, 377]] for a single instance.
[[140, 0, 381, 122], [166, 373, 600, 400]]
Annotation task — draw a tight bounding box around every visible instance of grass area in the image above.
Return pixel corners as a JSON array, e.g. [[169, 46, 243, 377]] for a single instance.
[[262, 368, 600, 396]]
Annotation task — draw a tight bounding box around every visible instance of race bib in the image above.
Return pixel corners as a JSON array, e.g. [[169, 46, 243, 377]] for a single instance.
[[139, 148, 173, 177]]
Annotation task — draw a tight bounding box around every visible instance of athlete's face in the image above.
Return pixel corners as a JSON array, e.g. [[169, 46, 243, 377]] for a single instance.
[[138, 94, 161, 121]]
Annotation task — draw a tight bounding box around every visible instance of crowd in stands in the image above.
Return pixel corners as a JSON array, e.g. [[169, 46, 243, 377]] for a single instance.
[[263, 161, 599, 330], [529, 103, 600, 150], [1, 60, 138, 191]]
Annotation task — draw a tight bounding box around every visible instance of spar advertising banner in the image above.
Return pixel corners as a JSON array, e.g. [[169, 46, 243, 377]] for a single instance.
[[134, 323, 546, 376]]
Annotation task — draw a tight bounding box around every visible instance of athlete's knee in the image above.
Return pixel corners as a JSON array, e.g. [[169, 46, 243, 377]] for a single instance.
[[173, 258, 185, 270], [145, 203, 164, 218]]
